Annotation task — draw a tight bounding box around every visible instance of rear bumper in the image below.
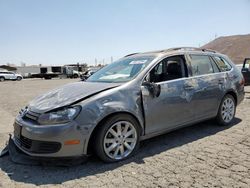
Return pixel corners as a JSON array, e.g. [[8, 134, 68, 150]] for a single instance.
[[237, 88, 245, 105]]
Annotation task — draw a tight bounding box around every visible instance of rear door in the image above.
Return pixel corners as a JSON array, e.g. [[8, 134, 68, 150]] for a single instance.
[[187, 54, 224, 120], [141, 55, 195, 134]]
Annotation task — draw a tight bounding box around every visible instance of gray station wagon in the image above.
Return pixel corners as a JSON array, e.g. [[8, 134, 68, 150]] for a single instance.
[[13, 47, 245, 162]]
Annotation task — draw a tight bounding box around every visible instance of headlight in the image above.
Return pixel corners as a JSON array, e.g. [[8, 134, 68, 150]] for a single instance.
[[38, 106, 81, 125]]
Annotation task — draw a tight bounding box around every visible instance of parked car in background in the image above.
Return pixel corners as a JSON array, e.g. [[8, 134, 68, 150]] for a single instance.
[[63, 66, 82, 78], [241, 58, 250, 85], [13, 47, 244, 162], [0, 71, 23, 82], [80, 68, 100, 81]]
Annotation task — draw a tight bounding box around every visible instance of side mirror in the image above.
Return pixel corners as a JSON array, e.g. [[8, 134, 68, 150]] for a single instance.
[[142, 81, 161, 97]]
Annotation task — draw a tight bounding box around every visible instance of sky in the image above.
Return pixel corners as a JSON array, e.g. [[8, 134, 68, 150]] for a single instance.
[[0, 0, 250, 66]]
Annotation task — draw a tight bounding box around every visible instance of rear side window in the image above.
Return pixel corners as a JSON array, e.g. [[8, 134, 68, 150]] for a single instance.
[[189, 55, 215, 76], [213, 56, 232, 72]]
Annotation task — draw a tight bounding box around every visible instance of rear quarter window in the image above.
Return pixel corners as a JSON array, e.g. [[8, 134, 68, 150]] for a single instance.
[[213, 56, 232, 72]]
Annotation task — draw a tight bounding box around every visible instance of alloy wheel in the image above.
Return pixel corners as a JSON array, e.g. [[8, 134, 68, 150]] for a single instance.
[[103, 121, 137, 160], [221, 97, 235, 123]]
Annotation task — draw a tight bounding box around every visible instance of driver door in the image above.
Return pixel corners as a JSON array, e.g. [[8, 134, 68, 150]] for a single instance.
[[141, 55, 195, 134]]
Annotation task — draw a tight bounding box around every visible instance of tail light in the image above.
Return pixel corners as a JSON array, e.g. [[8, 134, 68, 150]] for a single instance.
[[240, 77, 245, 86]]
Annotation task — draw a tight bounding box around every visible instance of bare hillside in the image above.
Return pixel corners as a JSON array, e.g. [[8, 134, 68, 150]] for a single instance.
[[202, 34, 250, 64]]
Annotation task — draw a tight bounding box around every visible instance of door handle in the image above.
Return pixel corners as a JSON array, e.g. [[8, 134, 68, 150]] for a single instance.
[[184, 84, 194, 90]]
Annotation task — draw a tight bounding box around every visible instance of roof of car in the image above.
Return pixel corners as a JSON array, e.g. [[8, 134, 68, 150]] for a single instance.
[[0, 71, 11, 73], [125, 47, 223, 57]]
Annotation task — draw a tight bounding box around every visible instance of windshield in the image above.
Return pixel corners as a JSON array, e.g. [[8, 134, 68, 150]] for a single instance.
[[87, 55, 155, 83]]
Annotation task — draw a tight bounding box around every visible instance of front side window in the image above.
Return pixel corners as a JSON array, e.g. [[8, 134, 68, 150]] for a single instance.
[[87, 55, 155, 83], [149, 55, 186, 83], [213, 56, 232, 72], [189, 55, 215, 76]]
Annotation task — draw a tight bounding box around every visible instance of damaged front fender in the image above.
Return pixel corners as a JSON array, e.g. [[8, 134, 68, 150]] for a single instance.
[[73, 84, 145, 154]]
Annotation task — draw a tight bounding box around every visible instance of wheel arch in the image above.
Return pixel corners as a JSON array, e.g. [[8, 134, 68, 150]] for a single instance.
[[225, 90, 237, 105], [215, 90, 238, 126], [86, 111, 143, 155]]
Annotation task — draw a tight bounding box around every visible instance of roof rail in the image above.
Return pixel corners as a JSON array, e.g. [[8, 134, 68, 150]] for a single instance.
[[168, 47, 200, 51], [124, 53, 139, 57], [124, 47, 217, 57], [160, 47, 217, 53], [200, 48, 217, 53]]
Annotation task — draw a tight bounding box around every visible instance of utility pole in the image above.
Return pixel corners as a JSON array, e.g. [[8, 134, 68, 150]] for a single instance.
[[111, 56, 113, 64], [95, 58, 97, 67]]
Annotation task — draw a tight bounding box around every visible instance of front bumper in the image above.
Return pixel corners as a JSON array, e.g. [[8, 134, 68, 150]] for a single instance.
[[13, 115, 88, 158], [4, 136, 88, 166]]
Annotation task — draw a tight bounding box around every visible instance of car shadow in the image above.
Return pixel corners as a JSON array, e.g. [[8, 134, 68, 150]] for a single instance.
[[0, 118, 242, 185]]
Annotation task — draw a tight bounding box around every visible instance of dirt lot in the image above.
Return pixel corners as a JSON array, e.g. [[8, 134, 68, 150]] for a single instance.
[[0, 79, 250, 188]]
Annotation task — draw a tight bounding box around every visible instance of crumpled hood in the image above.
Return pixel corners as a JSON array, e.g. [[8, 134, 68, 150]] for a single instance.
[[29, 82, 121, 112]]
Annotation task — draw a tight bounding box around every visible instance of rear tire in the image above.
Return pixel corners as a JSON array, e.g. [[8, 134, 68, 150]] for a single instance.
[[94, 114, 140, 162], [216, 94, 236, 126], [0, 77, 5, 82], [17, 76, 22, 81], [44, 76, 52, 80]]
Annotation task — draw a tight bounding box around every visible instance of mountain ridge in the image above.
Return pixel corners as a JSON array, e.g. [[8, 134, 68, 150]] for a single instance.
[[202, 34, 250, 64]]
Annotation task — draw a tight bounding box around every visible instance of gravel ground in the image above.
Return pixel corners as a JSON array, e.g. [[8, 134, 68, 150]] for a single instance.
[[0, 79, 250, 188]]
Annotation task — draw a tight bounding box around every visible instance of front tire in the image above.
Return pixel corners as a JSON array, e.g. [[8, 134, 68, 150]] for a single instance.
[[216, 94, 236, 126], [94, 114, 140, 162]]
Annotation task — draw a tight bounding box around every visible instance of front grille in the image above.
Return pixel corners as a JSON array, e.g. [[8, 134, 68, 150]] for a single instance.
[[22, 110, 40, 123], [15, 136, 61, 154], [19, 136, 32, 149]]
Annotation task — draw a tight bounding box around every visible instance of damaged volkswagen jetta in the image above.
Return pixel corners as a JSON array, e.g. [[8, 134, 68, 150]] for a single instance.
[[13, 47, 245, 162]]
